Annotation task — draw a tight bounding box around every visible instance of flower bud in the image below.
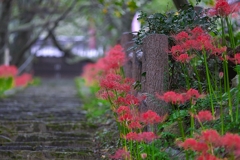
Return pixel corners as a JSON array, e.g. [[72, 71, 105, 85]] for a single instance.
[[219, 72, 224, 79], [141, 153, 147, 159]]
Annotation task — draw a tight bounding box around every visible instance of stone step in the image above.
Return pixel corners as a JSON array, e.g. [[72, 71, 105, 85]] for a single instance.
[[13, 132, 92, 142], [2, 140, 92, 148], [0, 150, 95, 160]]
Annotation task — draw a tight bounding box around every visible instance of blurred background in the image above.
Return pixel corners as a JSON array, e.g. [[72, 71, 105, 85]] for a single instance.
[[0, 0, 238, 78]]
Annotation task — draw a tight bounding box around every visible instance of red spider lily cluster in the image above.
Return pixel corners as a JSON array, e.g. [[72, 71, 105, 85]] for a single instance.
[[110, 148, 130, 160], [179, 129, 240, 159], [80, 45, 168, 159], [15, 73, 32, 87], [208, 0, 240, 17], [95, 45, 166, 130], [0, 65, 32, 88], [228, 53, 240, 65], [79, 1, 240, 158], [170, 26, 227, 63], [194, 110, 214, 123], [81, 45, 126, 85], [0, 65, 18, 77], [156, 88, 201, 105], [125, 131, 158, 143]]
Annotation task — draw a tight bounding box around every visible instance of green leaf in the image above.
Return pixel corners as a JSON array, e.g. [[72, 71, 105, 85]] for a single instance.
[[141, 72, 146, 77], [169, 110, 188, 121]]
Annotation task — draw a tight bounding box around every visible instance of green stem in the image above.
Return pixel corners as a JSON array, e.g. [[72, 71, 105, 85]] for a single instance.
[[223, 62, 227, 92], [226, 17, 236, 49], [193, 63, 202, 93], [220, 18, 226, 46], [136, 142, 140, 160], [151, 142, 155, 160], [181, 63, 190, 89], [177, 106, 185, 140], [224, 59, 233, 122], [219, 78, 224, 135], [236, 69, 240, 123], [190, 104, 195, 137], [203, 51, 215, 116]]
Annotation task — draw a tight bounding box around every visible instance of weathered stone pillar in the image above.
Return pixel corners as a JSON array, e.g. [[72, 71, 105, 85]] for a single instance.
[[120, 33, 133, 78], [132, 47, 142, 96], [142, 34, 169, 116]]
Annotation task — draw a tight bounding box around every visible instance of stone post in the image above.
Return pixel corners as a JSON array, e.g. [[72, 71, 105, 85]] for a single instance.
[[120, 33, 133, 78], [142, 34, 169, 116]]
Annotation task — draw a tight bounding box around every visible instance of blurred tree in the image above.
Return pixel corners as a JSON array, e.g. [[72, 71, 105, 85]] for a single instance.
[[0, 0, 12, 64], [0, 0, 185, 71], [172, 0, 189, 9]]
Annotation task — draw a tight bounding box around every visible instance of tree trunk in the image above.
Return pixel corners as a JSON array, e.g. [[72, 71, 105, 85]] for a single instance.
[[0, 0, 12, 63], [172, 0, 189, 10]]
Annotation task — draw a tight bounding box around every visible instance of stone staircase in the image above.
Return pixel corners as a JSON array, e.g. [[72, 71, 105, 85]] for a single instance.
[[0, 78, 98, 160]]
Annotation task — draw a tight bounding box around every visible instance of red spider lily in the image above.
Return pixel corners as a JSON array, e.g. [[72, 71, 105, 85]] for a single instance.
[[110, 148, 130, 160], [235, 149, 240, 158], [125, 132, 140, 141], [179, 130, 240, 159], [116, 106, 131, 115], [219, 72, 224, 79], [170, 45, 184, 56], [183, 39, 202, 51], [195, 110, 214, 122], [104, 45, 126, 71], [175, 53, 193, 63], [222, 133, 240, 151], [196, 34, 215, 51], [191, 26, 204, 37], [100, 78, 120, 90], [124, 77, 135, 85], [105, 73, 122, 81], [196, 153, 220, 160], [179, 138, 209, 152], [98, 90, 115, 100], [229, 53, 240, 64], [128, 121, 143, 129], [125, 132, 157, 143], [186, 88, 200, 100], [174, 31, 189, 42], [81, 45, 126, 82], [139, 132, 158, 143], [115, 94, 139, 106], [141, 153, 147, 159], [212, 46, 227, 56], [117, 83, 131, 93], [15, 73, 32, 87], [200, 129, 221, 146], [0, 65, 18, 77], [141, 110, 165, 125], [209, 0, 231, 17], [171, 27, 225, 63], [215, 0, 232, 16], [118, 112, 133, 122], [208, 0, 240, 17], [81, 63, 99, 85], [156, 91, 187, 105]]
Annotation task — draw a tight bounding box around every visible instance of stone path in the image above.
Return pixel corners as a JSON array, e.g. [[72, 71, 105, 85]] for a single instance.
[[0, 78, 98, 160]]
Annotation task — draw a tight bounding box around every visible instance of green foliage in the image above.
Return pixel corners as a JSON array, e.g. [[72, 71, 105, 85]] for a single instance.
[[133, 5, 217, 46], [234, 32, 240, 46], [0, 76, 14, 97], [75, 78, 109, 120], [30, 77, 41, 86]]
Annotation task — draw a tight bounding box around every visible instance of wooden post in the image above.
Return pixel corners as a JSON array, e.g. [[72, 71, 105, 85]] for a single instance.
[[142, 34, 169, 116], [121, 33, 133, 78]]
